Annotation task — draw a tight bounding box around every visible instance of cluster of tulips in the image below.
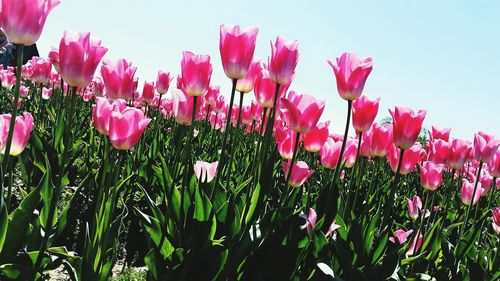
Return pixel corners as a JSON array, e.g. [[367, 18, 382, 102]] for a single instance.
[[0, 0, 499, 280]]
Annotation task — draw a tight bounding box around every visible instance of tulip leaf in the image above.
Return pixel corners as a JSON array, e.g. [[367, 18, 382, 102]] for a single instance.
[[0, 203, 7, 252], [245, 183, 261, 225]]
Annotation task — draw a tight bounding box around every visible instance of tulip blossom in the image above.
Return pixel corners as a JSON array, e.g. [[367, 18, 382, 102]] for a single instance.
[[282, 161, 314, 188], [253, 68, 290, 108], [365, 123, 393, 157], [219, 24, 259, 80], [205, 85, 221, 108], [343, 139, 358, 168], [92, 97, 127, 136], [327, 52, 373, 101], [472, 131, 500, 163], [352, 95, 380, 132], [387, 143, 423, 175], [42, 87, 52, 100], [269, 36, 299, 85], [0, 113, 34, 156], [59, 31, 108, 88], [300, 208, 317, 237], [320, 138, 342, 169], [489, 150, 500, 178], [390, 229, 413, 244], [326, 220, 341, 237], [303, 121, 330, 153], [447, 139, 472, 170], [277, 129, 297, 160], [181, 51, 213, 97], [108, 107, 151, 150], [20, 85, 30, 98], [428, 139, 451, 164], [1, 0, 60, 46], [48, 47, 60, 72], [389, 106, 426, 149], [101, 58, 138, 100], [250, 100, 263, 121], [406, 231, 423, 257], [172, 89, 195, 126], [156, 71, 173, 94], [194, 161, 219, 183], [492, 207, 500, 234], [430, 126, 451, 142], [461, 179, 484, 206], [1, 70, 16, 90], [279, 93, 325, 134], [407, 195, 422, 220], [420, 161, 445, 191], [236, 60, 261, 93], [141, 81, 155, 103], [29, 57, 52, 84]]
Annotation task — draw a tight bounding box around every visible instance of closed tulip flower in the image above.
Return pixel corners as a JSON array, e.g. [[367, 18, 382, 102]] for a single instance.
[[282, 160, 314, 188], [59, 31, 108, 88], [156, 71, 173, 95], [1, 0, 60, 46], [269, 36, 299, 85], [447, 139, 472, 170], [48, 47, 60, 73], [92, 97, 127, 136], [461, 179, 484, 206], [407, 195, 422, 220], [172, 89, 194, 126], [42, 87, 52, 100], [472, 131, 500, 163], [428, 139, 451, 164], [0, 112, 34, 156], [352, 95, 380, 132], [236, 60, 262, 93], [219, 24, 259, 80], [420, 161, 445, 191], [300, 208, 317, 237], [389, 106, 426, 149], [492, 208, 500, 234], [367, 123, 393, 157], [489, 150, 500, 178], [141, 81, 155, 103], [277, 129, 296, 160], [387, 143, 423, 175], [29, 56, 52, 84], [101, 58, 138, 100], [181, 51, 213, 97], [320, 138, 342, 169], [108, 107, 151, 150], [303, 121, 330, 153], [327, 52, 373, 101], [194, 161, 219, 183], [254, 69, 289, 108], [279, 93, 325, 134], [430, 126, 451, 142]]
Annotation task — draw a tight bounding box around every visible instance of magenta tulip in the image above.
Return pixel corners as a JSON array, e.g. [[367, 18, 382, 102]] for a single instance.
[[390, 229, 413, 244], [0, 112, 34, 156], [492, 207, 500, 234], [29, 56, 52, 84], [461, 179, 484, 206], [92, 97, 127, 136], [352, 95, 380, 132], [48, 47, 60, 72], [300, 208, 317, 236], [101, 58, 138, 100], [428, 139, 451, 164], [420, 161, 445, 191], [489, 150, 500, 178], [59, 31, 108, 88], [219, 24, 259, 80], [254, 68, 289, 108], [172, 89, 195, 126], [326, 220, 341, 237], [407, 231, 423, 257], [181, 51, 212, 97], [363, 123, 393, 157], [407, 195, 422, 220], [269, 36, 299, 85], [389, 106, 426, 149], [236, 60, 262, 93], [327, 52, 373, 101], [282, 160, 314, 188], [42, 87, 52, 100], [303, 121, 330, 153], [430, 126, 451, 142], [156, 71, 173, 95], [320, 138, 342, 169], [1, 0, 60, 46], [387, 143, 422, 175], [277, 129, 296, 160], [194, 161, 219, 183], [108, 107, 151, 150], [447, 139, 472, 170], [279, 93, 325, 134], [343, 139, 358, 168], [141, 81, 155, 103], [472, 131, 500, 163]]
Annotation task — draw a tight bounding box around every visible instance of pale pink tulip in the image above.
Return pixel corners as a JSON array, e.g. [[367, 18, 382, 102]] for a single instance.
[[407, 195, 422, 220], [29, 56, 52, 84], [92, 97, 127, 136], [387, 143, 422, 175], [194, 161, 219, 183], [489, 150, 500, 178], [300, 208, 317, 237], [320, 138, 342, 169], [279, 93, 325, 134], [0, 112, 34, 156], [461, 179, 484, 206], [101, 58, 138, 100], [420, 161, 445, 191], [472, 131, 500, 163], [236, 60, 262, 93]]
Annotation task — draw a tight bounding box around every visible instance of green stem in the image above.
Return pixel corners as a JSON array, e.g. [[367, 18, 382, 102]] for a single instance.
[[333, 100, 352, 181], [459, 161, 483, 239], [380, 148, 405, 231]]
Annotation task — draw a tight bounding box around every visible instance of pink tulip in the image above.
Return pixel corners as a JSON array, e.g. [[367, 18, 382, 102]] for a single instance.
[[368, 123, 393, 157], [492, 207, 500, 234], [390, 229, 413, 244], [59, 31, 108, 88], [461, 179, 484, 206], [92, 97, 127, 136], [407, 195, 422, 220], [352, 95, 380, 132], [406, 231, 423, 257], [277, 129, 296, 160], [326, 220, 341, 237], [194, 160, 219, 183], [283, 160, 314, 188], [156, 71, 173, 94], [479, 170, 493, 196], [489, 150, 500, 178], [19, 85, 29, 98], [181, 51, 212, 97], [172, 89, 195, 126], [472, 131, 500, 163], [447, 139, 472, 170], [141, 81, 155, 103], [300, 208, 317, 236], [101, 58, 138, 100], [387, 143, 422, 175], [0, 112, 34, 156], [1, 0, 60, 46], [253, 68, 290, 108], [327, 52, 373, 101], [48, 47, 60, 72], [303, 121, 330, 153], [320, 138, 342, 169], [269, 36, 299, 85], [108, 107, 151, 150], [205, 85, 220, 107], [389, 106, 426, 149], [214, 95, 226, 113], [343, 138, 358, 168], [219, 24, 259, 80], [1, 70, 16, 90], [279, 93, 325, 134], [29, 56, 52, 84], [42, 87, 52, 100], [241, 105, 252, 125], [428, 139, 451, 164], [430, 126, 451, 142], [420, 161, 445, 191], [250, 100, 263, 121], [236, 60, 262, 93]]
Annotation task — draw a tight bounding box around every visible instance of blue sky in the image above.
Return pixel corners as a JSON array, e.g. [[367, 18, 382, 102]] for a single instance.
[[36, 0, 500, 140]]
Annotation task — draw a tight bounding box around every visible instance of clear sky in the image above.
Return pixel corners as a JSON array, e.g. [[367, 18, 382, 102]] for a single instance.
[[36, 0, 499, 140]]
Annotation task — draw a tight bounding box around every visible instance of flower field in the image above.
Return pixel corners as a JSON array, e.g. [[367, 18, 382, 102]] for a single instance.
[[0, 1, 499, 280]]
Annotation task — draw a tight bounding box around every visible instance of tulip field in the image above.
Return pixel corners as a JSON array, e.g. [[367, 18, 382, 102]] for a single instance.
[[0, 1, 499, 281]]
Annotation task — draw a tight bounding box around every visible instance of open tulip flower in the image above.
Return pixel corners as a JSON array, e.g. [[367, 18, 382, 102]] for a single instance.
[[420, 161, 445, 191], [101, 58, 138, 100], [461, 179, 484, 206], [29, 56, 52, 84], [387, 143, 423, 175], [156, 71, 173, 95], [194, 160, 219, 183], [430, 126, 451, 142], [108, 107, 151, 150]]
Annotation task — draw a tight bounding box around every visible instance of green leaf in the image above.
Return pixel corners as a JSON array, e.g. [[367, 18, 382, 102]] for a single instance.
[[194, 186, 213, 222], [371, 232, 389, 265], [135, 208, 174, 260], [0, 203, 7, 252], [244, 183, 260, 224]]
